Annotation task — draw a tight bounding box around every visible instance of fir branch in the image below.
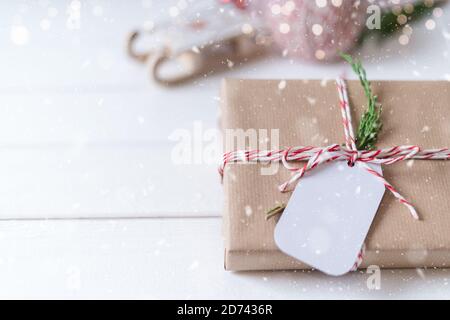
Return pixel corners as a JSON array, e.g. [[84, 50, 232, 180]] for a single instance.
[[376, 2, 435, 37], [340, 53, 382, 151]]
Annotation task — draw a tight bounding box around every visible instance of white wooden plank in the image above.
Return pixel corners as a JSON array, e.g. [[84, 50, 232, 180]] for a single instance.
[[0, 146, 222, 219], [0, 217, 448, 299], [0, 89, 221, 144], [0, 87, 224, 219]]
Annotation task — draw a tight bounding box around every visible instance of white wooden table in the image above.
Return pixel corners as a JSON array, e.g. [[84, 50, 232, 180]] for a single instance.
[[0, 0, 449, 299]]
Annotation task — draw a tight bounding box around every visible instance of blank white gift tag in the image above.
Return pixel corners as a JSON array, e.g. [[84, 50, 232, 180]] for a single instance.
[[274, 162, 385, 276]]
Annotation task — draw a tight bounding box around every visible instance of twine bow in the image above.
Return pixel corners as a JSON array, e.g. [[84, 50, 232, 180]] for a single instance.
[[220, 78, 450, 220]]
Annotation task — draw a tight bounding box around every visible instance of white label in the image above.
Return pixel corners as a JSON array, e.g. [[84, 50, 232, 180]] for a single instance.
[[274, 162, 385, 276]]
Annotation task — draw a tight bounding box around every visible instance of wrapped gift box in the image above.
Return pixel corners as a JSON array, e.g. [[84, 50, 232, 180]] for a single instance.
[[221, 78, 450, 271]]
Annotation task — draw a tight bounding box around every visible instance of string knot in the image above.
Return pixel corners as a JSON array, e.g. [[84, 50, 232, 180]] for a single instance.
[[346, 149, 360, 167]]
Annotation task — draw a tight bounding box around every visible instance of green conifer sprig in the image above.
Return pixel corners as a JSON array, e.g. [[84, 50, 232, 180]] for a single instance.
[[340, 53, 382, 151]]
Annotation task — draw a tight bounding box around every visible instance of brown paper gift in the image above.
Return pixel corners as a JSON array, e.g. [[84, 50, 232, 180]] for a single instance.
[[221, 78, 450, 271]]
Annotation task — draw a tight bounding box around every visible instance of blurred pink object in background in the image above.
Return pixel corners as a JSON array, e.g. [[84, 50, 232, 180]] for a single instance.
[[237, 0, 368, 61], [257, 0, 369, 62]]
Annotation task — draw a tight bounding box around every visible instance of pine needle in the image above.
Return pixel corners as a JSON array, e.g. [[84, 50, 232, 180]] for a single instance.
[[265, 204, 286, 220]]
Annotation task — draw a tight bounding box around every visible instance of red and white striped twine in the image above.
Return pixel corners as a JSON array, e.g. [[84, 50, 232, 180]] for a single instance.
[[219, 78, 450, 220]]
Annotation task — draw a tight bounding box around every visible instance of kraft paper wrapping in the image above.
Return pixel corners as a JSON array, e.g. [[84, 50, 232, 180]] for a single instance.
[[221, 79, 450, 271]]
